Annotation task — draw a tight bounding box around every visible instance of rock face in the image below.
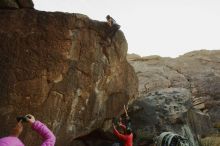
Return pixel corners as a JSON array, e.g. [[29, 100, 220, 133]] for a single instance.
[[0, 5, 138, 146], [128, 50, 220, 145], [0, 0, 34, 9]]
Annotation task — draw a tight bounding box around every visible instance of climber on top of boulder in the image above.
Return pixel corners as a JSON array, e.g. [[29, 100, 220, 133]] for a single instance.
[[0, 114, 56, 146], [106, 15, 121, 42]]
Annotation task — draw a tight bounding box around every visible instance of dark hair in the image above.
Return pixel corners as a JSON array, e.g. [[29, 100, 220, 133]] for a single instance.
[[126, 127, 132, 135], [106, 15, 111, 20]]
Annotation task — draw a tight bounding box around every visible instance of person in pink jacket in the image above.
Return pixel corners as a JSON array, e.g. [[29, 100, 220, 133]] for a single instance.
[[0, 114, 56, 146]]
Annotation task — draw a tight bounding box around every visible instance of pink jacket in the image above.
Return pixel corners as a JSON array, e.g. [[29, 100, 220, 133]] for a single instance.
[[0, 121, 56, 146]]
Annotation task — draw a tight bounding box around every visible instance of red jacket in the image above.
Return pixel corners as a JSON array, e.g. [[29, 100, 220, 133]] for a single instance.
[[113, 125, 133, 146]]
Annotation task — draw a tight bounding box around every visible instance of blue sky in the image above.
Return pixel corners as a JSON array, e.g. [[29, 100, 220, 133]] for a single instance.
[[33, 0, 220, 57]]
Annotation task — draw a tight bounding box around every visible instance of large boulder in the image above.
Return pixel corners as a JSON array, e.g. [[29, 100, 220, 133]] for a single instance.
[[130, 88, 192, 132], [128, 50, 220, 145], [0, 8, 138, 146]]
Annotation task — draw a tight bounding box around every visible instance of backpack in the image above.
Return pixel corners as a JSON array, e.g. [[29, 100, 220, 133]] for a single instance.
[[155, 132, 191, 146]]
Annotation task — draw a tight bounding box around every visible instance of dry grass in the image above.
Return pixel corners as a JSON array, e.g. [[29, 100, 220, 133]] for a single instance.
[[200, 136, 220, 146]]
